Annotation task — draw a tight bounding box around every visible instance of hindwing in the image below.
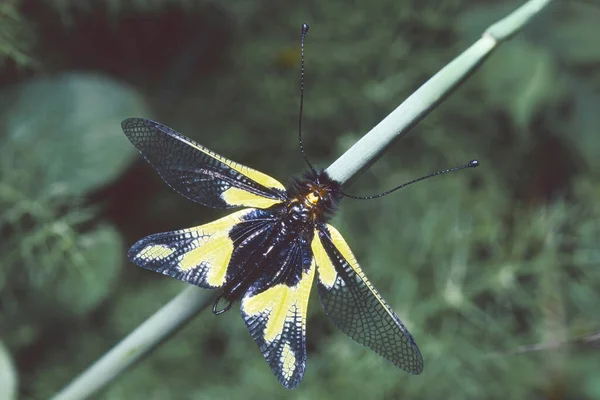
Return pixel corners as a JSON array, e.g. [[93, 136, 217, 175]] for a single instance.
[[312, 223, 424, 374], [240, 237, 315, 389], [128, 209, 272, 288]]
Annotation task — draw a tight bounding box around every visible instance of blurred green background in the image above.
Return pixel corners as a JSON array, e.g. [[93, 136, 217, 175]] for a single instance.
[[1, 0, 600, 399]]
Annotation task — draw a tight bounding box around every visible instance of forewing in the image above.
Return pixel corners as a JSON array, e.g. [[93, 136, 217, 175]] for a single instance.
[[241, 241, 315, 389], [128, 209, 259, 288], [312, 223, 424, 374], [122, 118, 287, 209]]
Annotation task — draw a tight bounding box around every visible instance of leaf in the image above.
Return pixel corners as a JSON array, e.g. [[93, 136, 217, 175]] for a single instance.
[[0, 222, 125, 338], [52, 223, 125, 317], [0, 72, 150, 196], [479, 39, 565, 130], [549, 10, 600, 66]]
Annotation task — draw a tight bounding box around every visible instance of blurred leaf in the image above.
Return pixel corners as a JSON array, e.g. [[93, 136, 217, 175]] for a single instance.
[[0, 1, 36, 68], [0, 220, 124, 349], [479, 39, 565, 131], [565, 85, 600, 174], [549, 10, 600, 66], [52, 223, 124, 316], [0, 73, 149, 196]]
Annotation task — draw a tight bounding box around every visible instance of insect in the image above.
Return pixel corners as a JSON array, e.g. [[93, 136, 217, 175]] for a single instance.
[[122, 24, 478, 388]]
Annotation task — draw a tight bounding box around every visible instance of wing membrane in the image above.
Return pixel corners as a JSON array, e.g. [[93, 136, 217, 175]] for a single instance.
[[122, 118, 287, 209], [241, 241, 315, 389], [312, 223, 423, 374], [128, 209, 261, 288]]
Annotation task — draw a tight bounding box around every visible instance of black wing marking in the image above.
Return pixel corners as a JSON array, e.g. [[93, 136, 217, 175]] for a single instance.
[[312, 223, 424, 374], [121, 118, 287, 209]]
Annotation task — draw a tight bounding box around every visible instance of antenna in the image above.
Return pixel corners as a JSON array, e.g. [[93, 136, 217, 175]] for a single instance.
[[339, 160, 479, 200], [298, 23, 317, 174]]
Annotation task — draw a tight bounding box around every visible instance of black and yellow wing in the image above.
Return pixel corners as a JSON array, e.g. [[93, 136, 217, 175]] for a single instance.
[[240, 241, 315, 389], [311, 223, 424, 374], [121, 118, 287, 209], [128, 208, 264, 288]]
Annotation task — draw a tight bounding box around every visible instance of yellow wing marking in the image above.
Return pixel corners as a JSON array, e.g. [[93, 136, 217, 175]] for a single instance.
[[138, 244, 175, 261], [177, 134, 285, 191], [325, 223, 397, 319], [280, 342, 296, 381], [221, 187, 282, 209], [179, 234, 232, 286], [311, 232, 337, 288], [243, 259, 315, 343], [176, 209, 249, 287]]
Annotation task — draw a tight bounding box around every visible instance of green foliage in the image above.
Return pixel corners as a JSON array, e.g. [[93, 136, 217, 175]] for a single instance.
[[2, 73, 143, 197], [49, 0, 210, 25], [0, 1, 35, 68], [0, 74, 148, 350], [2, 1, 600, 399], [479, 39, 565, 131]]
